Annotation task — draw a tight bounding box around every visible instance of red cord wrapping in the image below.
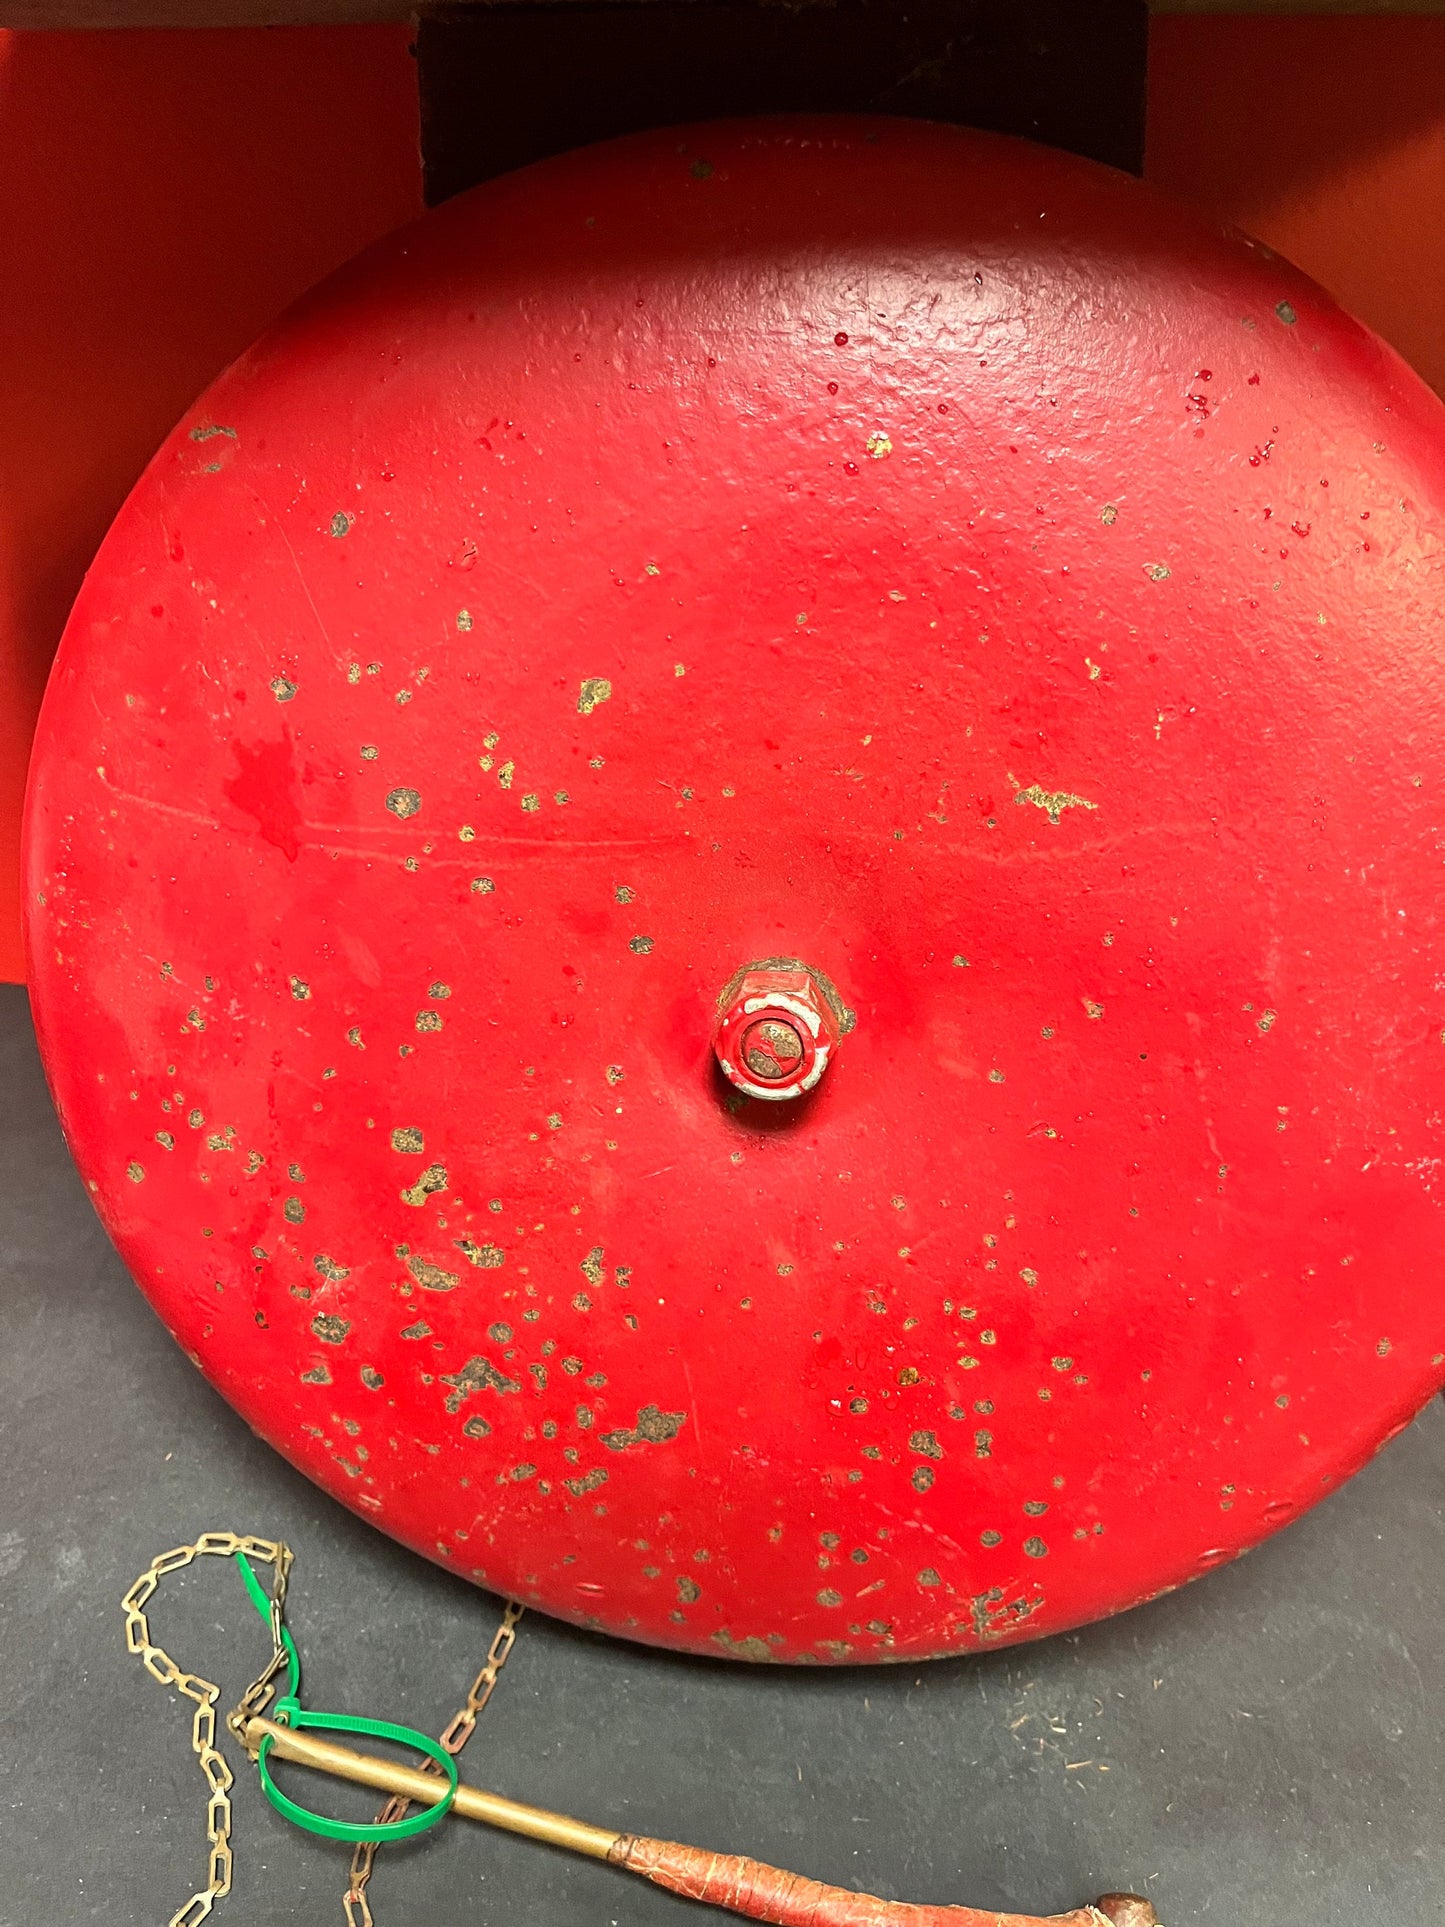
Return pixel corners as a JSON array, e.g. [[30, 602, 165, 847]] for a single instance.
[[611, 1834, 1117, 1927]]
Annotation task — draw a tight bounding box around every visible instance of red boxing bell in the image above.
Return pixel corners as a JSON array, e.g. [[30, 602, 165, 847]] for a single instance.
[[24, 117, 1445, 1664]]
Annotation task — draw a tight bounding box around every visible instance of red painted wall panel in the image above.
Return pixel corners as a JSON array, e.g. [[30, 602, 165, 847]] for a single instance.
[[1147, 15, 1445, 398], [0, 25, 422, 982]]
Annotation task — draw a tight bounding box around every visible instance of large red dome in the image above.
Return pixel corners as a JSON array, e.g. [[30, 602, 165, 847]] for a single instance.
[[25, 117, 1445, 1661]]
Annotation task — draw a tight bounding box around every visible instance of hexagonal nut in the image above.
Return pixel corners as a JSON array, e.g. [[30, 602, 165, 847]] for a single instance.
[[713, 962, 845, 1102]]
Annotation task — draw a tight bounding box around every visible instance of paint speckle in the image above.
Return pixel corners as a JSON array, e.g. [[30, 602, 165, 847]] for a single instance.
[[1015, 783, 1097, 825], [311, 1312, 351, 1343], [330, 511, 353, 537], [289, 976, 311, 1001], [865, 431, 893, 460], [471, 877, 495, 895], [441, 1355, 520, 1409], [599, 1404, 687, 1451], [578, 678, 613, 715], [283, 1197, 306, 1224], [391, 1127, 424, 1154], [1257, 1009, 1277, 1033], [400, 1163, 448, 1207], [629, 935, 654, 954], [1023, 1536, 1049, 1558], [1275, 301, 1297, 326], [270, 678, 297, 703], [386, 787, 421, 820], [126, 1160, 145, 1183], [455, 1238, 505, 1269], [1143, 562, 1171, 582], [409, 1255, 460, 1292], [1101, 503, 1118, 526]]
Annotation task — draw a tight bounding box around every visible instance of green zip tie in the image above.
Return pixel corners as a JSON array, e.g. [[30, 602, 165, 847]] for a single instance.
[[234, 1551, 458, 1843]]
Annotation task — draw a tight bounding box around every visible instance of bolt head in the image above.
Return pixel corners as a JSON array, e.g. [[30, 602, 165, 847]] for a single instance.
[[713, 963, 844, 1102]]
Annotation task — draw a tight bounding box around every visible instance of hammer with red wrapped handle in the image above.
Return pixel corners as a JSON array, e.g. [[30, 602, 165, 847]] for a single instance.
[[242, 1714, 1160, 1927]]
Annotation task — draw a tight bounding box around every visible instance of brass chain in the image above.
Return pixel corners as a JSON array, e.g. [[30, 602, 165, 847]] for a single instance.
[[121, 1533, 293, 1927], [122, 1530, 522, 1927], [342, 1598, 525, 1927]]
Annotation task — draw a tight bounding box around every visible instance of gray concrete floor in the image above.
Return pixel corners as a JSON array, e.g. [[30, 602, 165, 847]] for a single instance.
[[2, 978, 1442, 1927]]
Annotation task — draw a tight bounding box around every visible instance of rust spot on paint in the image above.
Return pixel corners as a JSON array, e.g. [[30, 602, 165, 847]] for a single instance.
[[455, 1238, 505, 1268], [1015, 784, 1097, 825], [599, 1403, 687, 1450], [441, 1354, 521, 1410], [712, 1631, 775, 1662], [400, 1163, 447, 1206], [408, 1254, 460, 1292]]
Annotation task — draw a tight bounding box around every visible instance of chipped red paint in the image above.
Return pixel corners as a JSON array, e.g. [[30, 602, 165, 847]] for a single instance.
[[23, 119, 1445, 1663]]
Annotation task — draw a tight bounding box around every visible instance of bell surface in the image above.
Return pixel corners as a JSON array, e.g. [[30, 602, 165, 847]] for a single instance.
[[24, 117, 1445, 1662]]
